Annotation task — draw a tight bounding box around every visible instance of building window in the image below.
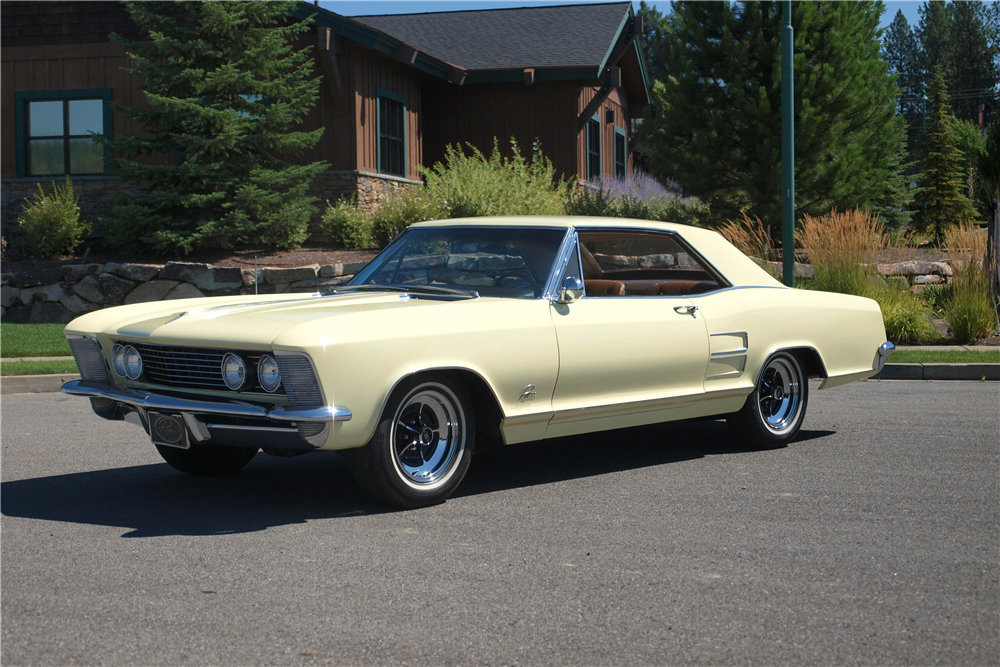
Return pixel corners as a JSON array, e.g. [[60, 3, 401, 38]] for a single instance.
[[16, 89, 112, 178], [614, 127, 627, 178], [587, 116, 601, 180], [377, 88, 406, 177]]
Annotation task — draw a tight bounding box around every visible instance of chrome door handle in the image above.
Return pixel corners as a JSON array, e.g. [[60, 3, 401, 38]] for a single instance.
[[674, 305, 698, 317]]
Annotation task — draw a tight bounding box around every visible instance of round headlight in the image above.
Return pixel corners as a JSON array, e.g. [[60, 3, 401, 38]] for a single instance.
[[222, 353, 247, 391], [124, 345, 143, 380], [257, 355, 282, 393], [112, 344, 127, 377]]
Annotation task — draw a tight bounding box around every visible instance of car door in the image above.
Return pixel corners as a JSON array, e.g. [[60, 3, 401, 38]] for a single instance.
[[546, 228, 711, 435]]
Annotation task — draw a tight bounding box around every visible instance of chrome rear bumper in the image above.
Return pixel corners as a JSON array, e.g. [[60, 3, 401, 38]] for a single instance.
[[874, 341, 895, 373]]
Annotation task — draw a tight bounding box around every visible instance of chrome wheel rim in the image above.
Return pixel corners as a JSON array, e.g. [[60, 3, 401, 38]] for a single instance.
[[756, 356, 802, 435], [391, 384, 465, 490]]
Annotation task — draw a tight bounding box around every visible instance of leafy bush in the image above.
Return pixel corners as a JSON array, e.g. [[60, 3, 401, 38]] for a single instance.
[[371, 187, 446, 247], [16, 178, 90, 258], [942, 222, 997, 342], [873, 285, 939, 344], [420, 138, 568, 218], [322, 196, 373, 249]]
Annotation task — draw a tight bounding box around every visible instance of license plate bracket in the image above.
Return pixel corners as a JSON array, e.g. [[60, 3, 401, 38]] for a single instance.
[[148, 411, 190, 449]]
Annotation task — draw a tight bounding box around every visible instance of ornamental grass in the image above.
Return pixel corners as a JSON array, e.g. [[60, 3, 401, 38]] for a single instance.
[[942, 222, 998, 342]]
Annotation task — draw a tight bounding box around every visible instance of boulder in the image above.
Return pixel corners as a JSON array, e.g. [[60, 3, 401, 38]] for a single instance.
[[29, 301, 74, 323], [11, 267, 63, 287], [125, 280, 180, 304], [105, 262, 161, 282], [19, 283, 65, 304], [99, 273, 137, 306], [59, 291, 101, 315], [290, 276, 351, 291], [164, 283, 205, 300], [264, 265, 319, 284], [447, 254, 479, 271], [1, 285, 20, 308], [159, 262, 242, 290], [913, 274, 944, 285], [72, 274, 105, 304], [61, 264, 103, 281]]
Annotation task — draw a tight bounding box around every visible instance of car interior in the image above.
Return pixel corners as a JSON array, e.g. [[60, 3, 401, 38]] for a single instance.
[[578, 231, 727, 297]]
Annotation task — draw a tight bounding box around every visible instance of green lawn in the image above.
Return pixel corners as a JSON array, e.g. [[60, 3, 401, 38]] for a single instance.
[[889, 349, 1000, 364], [1, 359, 79, 376], [0, 323, 72, 358]]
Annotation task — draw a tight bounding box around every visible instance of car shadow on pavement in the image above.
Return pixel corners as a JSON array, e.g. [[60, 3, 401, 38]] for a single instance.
[[1, 420, 834, 538]]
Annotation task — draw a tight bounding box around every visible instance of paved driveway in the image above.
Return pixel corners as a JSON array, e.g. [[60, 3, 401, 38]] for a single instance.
[[2, 380, 997, 665]]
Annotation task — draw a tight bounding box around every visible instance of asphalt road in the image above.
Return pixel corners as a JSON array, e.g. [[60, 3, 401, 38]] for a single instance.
[[2, 380, 997, 666]]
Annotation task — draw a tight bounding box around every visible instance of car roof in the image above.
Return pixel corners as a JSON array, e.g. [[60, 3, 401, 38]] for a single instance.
[[411, 215, 690, 232]]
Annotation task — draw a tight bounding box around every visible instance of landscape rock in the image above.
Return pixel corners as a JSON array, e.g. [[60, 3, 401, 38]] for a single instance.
[[12, 267, 63, 287], [59, 291, 101, 315], [125, 280, 179, 304], [106, 262, 161, 282], [264, 265, 319, 284], [1, 285, 20, 308], [72, 274, 105, 304], [913, 274, 944, 285], [61, 264, 103, 281], [241, 268, 266, 286], [164, 283, 205, 300], [19, 283, 65, 304], [159, 262, 242, 291], [99, 273, 137, 306], [29, 301, 74, 323], [290, 276, 351, 290]]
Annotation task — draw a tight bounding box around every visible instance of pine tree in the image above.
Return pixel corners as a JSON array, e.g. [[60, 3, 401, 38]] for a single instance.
[[104, 1, 326, 255], [641, 1, 909, 229], [913, 72, 979, 244], [882, 10, 923, 158], [637, 1, 669, 84]]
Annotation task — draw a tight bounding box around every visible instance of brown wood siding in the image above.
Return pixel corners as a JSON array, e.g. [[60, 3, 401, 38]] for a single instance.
[[577, 85, 633, 182], [1, 43, 161, 178], [352, 46, 423, 179], [423, 80, 579, 180]]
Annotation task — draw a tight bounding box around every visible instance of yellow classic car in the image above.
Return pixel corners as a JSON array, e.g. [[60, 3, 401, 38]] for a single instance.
[[62, 217, 893, 508]]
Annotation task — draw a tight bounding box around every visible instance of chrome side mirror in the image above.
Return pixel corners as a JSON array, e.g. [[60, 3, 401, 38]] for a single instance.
[[555, 276, 584, 304]]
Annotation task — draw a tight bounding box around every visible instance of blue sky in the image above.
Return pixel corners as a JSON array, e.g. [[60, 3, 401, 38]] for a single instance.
[[320, 1, 924, 31]]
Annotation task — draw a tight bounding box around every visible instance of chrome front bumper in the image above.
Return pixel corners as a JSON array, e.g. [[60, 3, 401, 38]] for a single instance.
[[874, 341, 895, 373], [62, 380, 351, 450]]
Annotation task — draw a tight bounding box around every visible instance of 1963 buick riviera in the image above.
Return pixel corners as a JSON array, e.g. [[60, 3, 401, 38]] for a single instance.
[[62, 217, 894, 508]]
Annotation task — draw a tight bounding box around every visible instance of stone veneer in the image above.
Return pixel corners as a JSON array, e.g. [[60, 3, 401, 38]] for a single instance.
[[1, 260, 369, 324]]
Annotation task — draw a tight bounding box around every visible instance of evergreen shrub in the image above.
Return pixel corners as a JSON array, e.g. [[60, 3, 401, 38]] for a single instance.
[[17, 178, 90, 258], [322, 196, 373, 249]]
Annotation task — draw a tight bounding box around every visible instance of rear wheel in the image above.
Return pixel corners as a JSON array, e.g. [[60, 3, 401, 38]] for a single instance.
[[727, 352, 808, 450], [349, 375, 474, 509], [155, 444, 258, 476]]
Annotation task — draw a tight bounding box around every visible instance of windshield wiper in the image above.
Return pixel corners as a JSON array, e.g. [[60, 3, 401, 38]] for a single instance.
[[329, 284, 480, 299]]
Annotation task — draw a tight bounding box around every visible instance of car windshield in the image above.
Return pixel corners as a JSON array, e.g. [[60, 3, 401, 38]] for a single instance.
[[348, 226, 568, 298]]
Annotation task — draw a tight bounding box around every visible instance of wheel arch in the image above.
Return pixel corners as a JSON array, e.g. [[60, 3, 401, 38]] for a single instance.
[[758, 346, 828, 383], [378, 367, 506, 454]]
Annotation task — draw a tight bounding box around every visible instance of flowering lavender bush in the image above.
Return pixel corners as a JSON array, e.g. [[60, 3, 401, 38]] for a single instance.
[[566, 172, 711, 227]]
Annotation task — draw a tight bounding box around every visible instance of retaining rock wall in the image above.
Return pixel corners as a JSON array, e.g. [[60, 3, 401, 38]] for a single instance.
[[1, 260, 368, 324]]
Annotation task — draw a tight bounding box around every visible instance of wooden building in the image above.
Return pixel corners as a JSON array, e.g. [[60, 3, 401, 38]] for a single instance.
[[1, 1, 651, 240]]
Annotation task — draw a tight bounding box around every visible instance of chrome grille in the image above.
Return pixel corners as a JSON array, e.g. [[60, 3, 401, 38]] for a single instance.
[[275, 354, 324, 406], [124, 342, 280, 393], [68, 337, 109, 382]]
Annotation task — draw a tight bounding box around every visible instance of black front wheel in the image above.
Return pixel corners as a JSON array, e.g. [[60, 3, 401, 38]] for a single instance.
[[727, 352, 808, 450], [348, 375, 474, 509], [155, 444, 259, 476]]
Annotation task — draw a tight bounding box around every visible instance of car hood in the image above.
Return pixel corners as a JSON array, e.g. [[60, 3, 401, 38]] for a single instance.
[[66, 291, 486, 349]]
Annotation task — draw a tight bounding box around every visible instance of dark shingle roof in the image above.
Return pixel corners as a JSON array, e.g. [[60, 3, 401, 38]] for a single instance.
[[353, 2, 632, 71]]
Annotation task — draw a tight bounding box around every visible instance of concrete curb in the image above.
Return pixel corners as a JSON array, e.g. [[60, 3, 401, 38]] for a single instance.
[[2, 373, 81, 394], [872, 364, 1000, 381]]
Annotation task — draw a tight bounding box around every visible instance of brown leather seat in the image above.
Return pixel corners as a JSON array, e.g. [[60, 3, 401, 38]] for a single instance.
[[584, 279, 626, 296], [648, 280, 718, 296]]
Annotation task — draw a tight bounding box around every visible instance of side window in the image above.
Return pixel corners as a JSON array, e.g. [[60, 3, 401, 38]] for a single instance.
[[614, 128, 627, 178], [377, 89, 406, 177], [586, 116, 601, 180], [578, 230, 728, 297], [16, 90, 112, 177]]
